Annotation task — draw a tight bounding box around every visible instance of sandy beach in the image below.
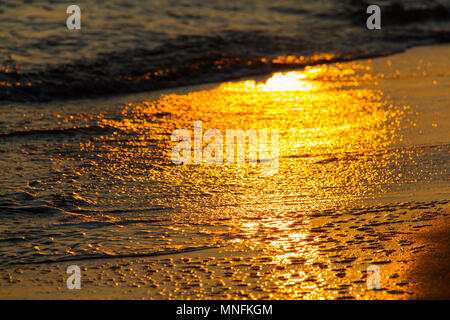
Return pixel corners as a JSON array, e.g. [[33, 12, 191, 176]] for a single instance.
[[0, 44, 448, 300]]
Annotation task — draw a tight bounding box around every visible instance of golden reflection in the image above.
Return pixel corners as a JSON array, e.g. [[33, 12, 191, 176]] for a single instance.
[[83, 62, 410, 299], [272, 53, 338, 65], [256, 72, 312, 92], [95, 63, 408, 207], [96, 62, 407, 218]]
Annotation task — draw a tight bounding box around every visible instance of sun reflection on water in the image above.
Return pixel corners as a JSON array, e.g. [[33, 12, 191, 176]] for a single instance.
[[77, 63, 412, 298], [256, 72, 312, 92]]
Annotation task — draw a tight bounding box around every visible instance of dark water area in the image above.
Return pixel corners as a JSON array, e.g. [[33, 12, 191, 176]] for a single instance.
[[1, 0, 449, 101]]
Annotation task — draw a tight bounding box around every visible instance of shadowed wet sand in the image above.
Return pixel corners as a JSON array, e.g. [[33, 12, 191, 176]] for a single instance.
[[404, 215, 450, 299]]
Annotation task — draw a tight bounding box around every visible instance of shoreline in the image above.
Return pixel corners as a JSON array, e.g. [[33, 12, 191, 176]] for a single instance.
[[0, 42, 446, 105]]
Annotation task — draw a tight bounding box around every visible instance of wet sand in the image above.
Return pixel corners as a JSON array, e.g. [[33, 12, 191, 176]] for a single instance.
[[404, 216, 450, 299], [1, 206, 449, 300], [0, 44, 449, 299]]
